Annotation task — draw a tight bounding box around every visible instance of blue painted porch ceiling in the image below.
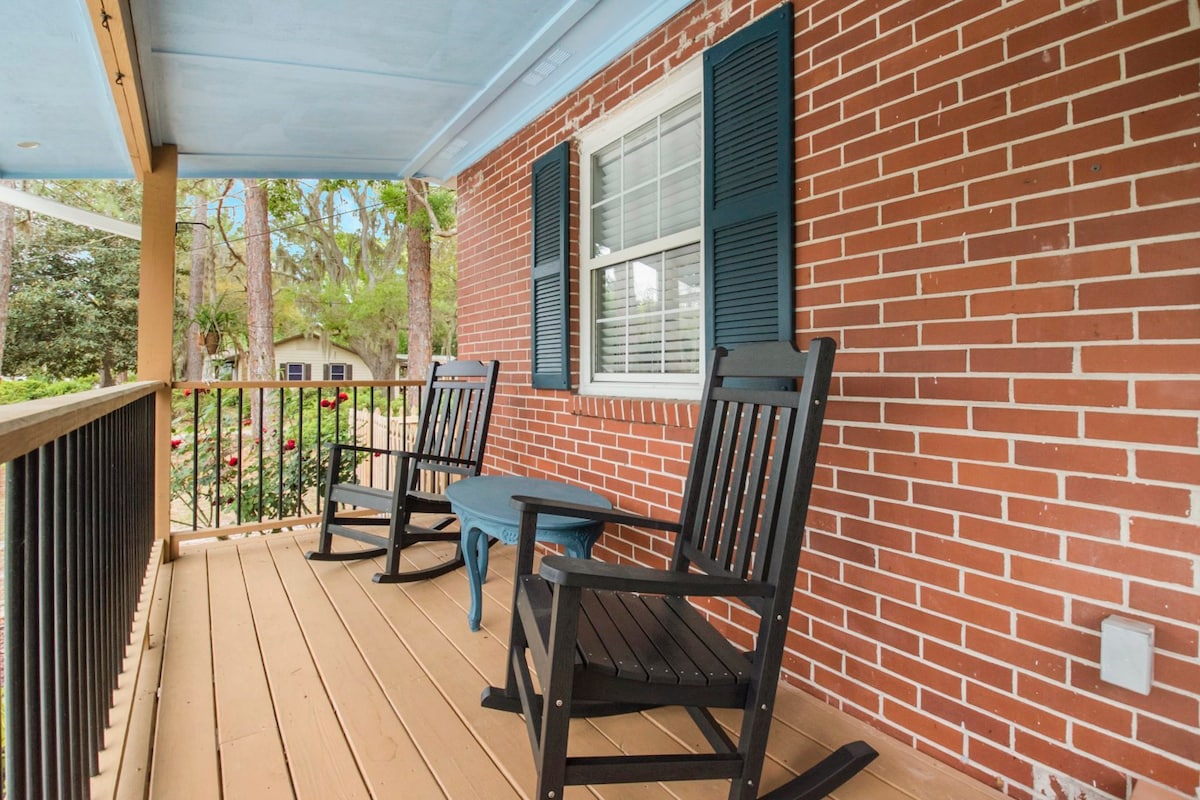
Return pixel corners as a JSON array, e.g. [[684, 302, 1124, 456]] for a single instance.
[[0, 0, 132, 179], [1, 0, 693, 182]]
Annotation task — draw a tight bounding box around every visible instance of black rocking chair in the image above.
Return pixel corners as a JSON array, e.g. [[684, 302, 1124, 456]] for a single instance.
[[306, 359, 500, 583], [482, 339, 877, 799]]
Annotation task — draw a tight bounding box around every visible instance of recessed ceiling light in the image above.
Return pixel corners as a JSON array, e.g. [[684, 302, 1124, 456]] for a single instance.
[[16, 141, 40, 149]]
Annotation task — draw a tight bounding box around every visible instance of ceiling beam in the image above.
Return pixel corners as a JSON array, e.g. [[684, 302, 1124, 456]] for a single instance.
[[0, 186, 141, 241], [85, 0, 154, 179]]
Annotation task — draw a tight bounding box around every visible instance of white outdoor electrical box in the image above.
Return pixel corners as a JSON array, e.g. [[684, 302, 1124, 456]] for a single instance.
[[1100, 615, 1155, 695]]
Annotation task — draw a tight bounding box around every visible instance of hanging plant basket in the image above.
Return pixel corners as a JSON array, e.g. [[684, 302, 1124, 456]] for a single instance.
[[192, 297, 242, 357]]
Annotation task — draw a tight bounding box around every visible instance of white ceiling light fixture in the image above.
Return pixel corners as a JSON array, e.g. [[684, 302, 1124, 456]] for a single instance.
[[16, 141, 41, 149]]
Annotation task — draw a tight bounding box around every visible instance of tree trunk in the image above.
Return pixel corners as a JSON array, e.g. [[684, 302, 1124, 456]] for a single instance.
[[245, 179, 275, 436], [244, 179, 275, 381], [185, 195, 211, 380], [99, 352, 114, 388], [406, 178, 433, 381], [350, 332, 400, 384], [0, 179, 16, 376]]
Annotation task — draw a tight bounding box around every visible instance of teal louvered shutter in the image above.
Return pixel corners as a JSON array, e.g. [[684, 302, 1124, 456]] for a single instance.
[[703, 3, 794, 352], [530, 142, 571, 389]]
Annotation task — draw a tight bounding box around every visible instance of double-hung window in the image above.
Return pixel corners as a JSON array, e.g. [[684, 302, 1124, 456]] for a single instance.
[[324, 363, 352, 381], [529, 5, 795, 398], [281, 362, 310, 381], [579, 71, 703, 398]]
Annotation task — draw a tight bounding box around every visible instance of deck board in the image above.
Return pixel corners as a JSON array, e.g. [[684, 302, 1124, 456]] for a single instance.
[[238, 538, 371, 800], [268, 535, 447, 798], [113, 550, 171, 800], [208, 546, 293, 800], [151, 547, 220, 800], [316, 547, 524, 800], [387, 543, 675, 800], [132, 529, 1007, 800]]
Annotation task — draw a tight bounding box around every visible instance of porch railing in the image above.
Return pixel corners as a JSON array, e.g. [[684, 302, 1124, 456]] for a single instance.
[[169, 379, 422, 549], [1, 382, 162, 800]]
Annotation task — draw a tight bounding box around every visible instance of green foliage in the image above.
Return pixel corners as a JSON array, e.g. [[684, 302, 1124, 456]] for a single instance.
[[193, 300, 240, 334], [427, 185, 457, 232], [6, 215, 140, 381], [31, 179, 142, 222], [378, 180, 456, 232], [0, 375, 97, 404], [170, 383, 415, 531], [265, 178, 301, 222], [191, 295, 246, 356], [170, 386, 369, 528]]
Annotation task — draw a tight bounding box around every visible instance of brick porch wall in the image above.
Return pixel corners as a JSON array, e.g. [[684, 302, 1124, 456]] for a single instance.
[[455, 1, 1200, 798]]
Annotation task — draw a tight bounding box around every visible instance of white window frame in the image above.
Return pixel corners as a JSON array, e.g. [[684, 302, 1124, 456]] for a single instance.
[[327, 362, 350, 381], [282, 362, 307, 381], [578, 60, 704, 400]]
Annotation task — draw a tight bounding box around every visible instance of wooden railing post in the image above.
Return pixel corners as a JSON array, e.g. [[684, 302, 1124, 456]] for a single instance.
[[137, 145, 178, 547]]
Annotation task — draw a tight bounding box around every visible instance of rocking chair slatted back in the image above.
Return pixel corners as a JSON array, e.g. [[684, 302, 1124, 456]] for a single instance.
[[674, 342, 832, 616], [409, 362, 497, 494]]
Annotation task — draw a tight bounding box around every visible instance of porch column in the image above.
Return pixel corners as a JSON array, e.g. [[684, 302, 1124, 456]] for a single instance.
[[137, 144, 178, 544]]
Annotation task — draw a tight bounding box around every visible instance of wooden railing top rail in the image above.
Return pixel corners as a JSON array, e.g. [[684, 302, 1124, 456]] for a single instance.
[[0, 380, 165, 464], [173, 379, 422, 391]]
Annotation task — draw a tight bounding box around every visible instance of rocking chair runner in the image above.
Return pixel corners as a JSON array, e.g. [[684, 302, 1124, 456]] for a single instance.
[[306, 359, 500, 584], [482, 339, 877, 800]]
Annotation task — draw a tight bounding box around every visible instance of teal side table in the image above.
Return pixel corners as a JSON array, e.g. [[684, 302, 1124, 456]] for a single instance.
[[445, 475, 611, 631]]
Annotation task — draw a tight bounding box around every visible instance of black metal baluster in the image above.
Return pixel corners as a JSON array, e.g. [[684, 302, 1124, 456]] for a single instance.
[[52, 436, 72, 797], [64, 430, 84, 798], [315, 386, 324, 513], [277, 387, 285, 517], [235, 388, 244, 525], [5, 458, 28, 798], [25, 448, 44, 799], [257, 387, 266, 522], [296, 387, 305, 518], [191, 388, 200, 530], [214, 388, 223, 525]]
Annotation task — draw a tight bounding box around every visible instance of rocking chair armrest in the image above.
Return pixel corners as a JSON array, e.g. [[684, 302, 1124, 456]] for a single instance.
[[325, 442, 475, 467], [511, 496, 682, 533], [538, 555, 775, 598]]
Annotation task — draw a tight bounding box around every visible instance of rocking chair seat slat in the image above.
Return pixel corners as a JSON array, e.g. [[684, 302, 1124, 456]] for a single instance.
[[327, 483, 392, 512], [627, 594, 743, 686], [519, 577, 750, 689], [593, 590, 679, 684], [578, 587, 642, 681], [661, 596, 754, 683]]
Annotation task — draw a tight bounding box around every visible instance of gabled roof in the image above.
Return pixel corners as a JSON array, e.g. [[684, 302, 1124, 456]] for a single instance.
[[0, 0, 691, 183]]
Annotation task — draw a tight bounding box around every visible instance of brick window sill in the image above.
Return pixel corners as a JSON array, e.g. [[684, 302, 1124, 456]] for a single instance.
[[570, 394, 699, 429]]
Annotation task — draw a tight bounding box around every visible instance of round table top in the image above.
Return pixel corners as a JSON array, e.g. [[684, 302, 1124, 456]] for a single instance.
[[445, 475, 611, 530]]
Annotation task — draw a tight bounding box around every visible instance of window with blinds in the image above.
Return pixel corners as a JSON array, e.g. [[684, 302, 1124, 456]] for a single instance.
[[555, 6, 792, 399], [581, 85, 703, 394]]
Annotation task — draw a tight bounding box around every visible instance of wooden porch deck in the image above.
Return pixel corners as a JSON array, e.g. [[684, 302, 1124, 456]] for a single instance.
[[102, 528, 1005, 800]]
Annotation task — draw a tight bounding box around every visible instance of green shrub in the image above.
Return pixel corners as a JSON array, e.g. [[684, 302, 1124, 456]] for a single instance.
[[0, 375, 98, 405]]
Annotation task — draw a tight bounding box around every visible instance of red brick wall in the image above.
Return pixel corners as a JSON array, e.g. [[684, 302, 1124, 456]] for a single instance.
[[456, 1, 1200, 797]]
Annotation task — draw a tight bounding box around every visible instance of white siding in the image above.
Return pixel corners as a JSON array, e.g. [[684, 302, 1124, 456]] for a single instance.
[[272, 337, 377, 380]]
